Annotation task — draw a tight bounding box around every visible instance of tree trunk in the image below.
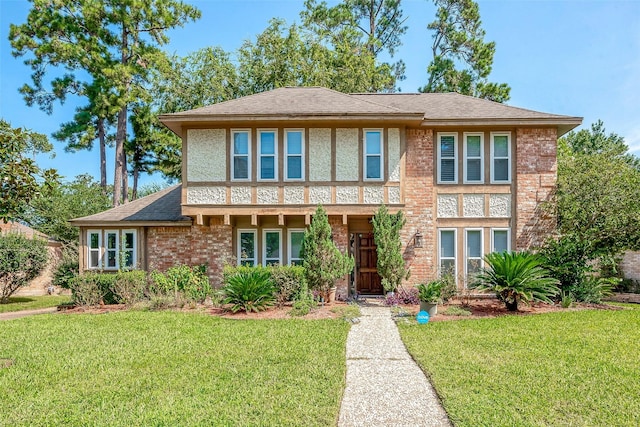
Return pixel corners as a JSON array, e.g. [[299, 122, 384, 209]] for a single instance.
[[98, 118, 107, 194], [132, 164, 139, 200], [113, 106, 126, 207], [122, 148, 128, 203]]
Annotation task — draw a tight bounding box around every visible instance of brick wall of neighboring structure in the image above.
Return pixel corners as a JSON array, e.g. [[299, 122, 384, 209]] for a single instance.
[[515, 128, 558, 250], [147, 223, 233, 287], [620, 251, 640, 281]]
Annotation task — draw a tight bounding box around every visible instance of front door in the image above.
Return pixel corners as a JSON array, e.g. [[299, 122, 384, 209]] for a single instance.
[[354, 233, 383, 294]]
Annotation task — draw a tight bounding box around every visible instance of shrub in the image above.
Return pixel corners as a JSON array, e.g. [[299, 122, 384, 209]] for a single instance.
[[52, 245, 79, 290], [70, 272, 107, 306], [0, 233, 49, 303], [269, 265, 305, 307], [110, 271, 148, 305], [471, 251, 559, 311], [372, 204, 409, 293], [539, 235, 592, 296], [150, 265, 211, 303], [572, 276, 616, 304], [439, 272, 458, 303], [560, 291, 574, 308], [417, 280, 443, 304], [223, 269, 275, 313], [384, 286, 420, 306]]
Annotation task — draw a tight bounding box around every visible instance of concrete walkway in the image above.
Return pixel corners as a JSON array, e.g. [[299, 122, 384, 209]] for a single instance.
[[338, 304, 451, 427], [0, 307, 58, 321]]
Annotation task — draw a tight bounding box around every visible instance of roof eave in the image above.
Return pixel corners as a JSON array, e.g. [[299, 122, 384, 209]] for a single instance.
[[69, 220, 192, 227], [421, 117, 583, 136]]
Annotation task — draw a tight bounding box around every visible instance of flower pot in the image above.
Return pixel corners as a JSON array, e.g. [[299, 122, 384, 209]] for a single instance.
[[326, 287, 337, 304], [419, 301, 438, 316]]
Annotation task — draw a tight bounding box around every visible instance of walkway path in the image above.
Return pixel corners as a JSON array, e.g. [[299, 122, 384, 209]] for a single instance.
[[0, 307, 58, 321], [338, 303, 451, 427]]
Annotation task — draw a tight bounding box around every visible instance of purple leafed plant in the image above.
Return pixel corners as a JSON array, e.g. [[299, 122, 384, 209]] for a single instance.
[[384, 287, 420, 306]]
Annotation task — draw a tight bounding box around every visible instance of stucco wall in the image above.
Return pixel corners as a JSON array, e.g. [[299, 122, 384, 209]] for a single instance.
[[187, 129, 226, 182], [335, 128, 359, 181], [308, 128, 332, 181]]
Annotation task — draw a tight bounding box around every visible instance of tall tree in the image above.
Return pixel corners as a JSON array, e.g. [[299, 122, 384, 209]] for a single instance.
[[0, 119, 59, 223], [420, 0, 510, 102], [10, 0, 201, 206]]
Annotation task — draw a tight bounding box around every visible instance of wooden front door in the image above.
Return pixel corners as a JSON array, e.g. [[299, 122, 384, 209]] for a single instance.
[[355, 233, 383, 294]]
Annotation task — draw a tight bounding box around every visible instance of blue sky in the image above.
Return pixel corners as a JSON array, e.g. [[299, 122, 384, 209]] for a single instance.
[[1, 0, 639, 187]]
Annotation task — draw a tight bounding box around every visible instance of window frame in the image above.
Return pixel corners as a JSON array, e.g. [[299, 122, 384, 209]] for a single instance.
[[121, 229, 137, 269], [258, 129, 278, 181], [465, 228, 483, 282], [104, 230, 119, 270], [490, 132, 511, 184], [491, 228, 511, 253], [262, 229, 282, 266], [288, 229, 306, 266], [284, 129, 305, 181], [231, 129, 251, 181], [363, 129, 384, 181], [438, 228, 457, 277], [437, 132, 458, 184], [87, 229, 102, 270], [237, 229, 257, 266], [463, 132, 484, 184]]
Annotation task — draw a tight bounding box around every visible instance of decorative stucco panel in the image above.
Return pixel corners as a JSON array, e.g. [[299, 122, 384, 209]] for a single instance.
[[388, 128, 401, 182], [463, 194, 485, 217], [489, 194, 512, 217], [231, 187, 252, 204], [437, 194, 458, 218], [336, 186, 359, 204], [388, 186, 401, 204], [187, 129, 226, 182], [309, 186, 331, 205], [335, 128, 359, 181], [308, 128, 331, 181], [257, 187, 279, 204], [284, 186, 304, 204], [363, 186, 383, 204], [186, 186, 227, 205]]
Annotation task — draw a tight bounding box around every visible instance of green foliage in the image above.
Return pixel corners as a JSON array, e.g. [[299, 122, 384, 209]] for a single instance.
[[0, 119, 58, 222], [560, 291, 574, 308], [222, 270, 276, 313], [0, 295, 70, 313], [223, 264, 306, 307], [69, 272, 110, 306], [302, 205, 355, 294], [110, 271, 148, 305], [52, 245, 80, 290], [470, 251, 559, 311], [150, 265, 212, 303], [372, 204, 409, 292], [442, 305, 472, 316], [417, 280, 443, 304], [0, 233, 49, 303], [439, 271, 458, 303], [420, 0, 510, 102]]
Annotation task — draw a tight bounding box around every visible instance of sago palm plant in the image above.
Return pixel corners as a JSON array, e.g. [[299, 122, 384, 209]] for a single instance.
[[223, 269, 276, 313], [470, 251, 559, 311]]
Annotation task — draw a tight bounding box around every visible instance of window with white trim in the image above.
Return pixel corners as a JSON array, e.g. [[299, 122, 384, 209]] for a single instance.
[[232, 130, 250, 180], [122, 230, 137, 269], [364, 129, 383, 180], [105, 231, 119, 269], [288, 229, 305, 266], [88, 230, 102, 269], [465, 229, 483, 279], [258, 129, 277, 181], [285, 130, 304, 180], [439, 229, 457, 275], [263, 229, 282, 266], [438, 133, 457, 183], [491, 228, 510, 253], [237, 230, 257, 266], [464, 133, 484, 183], [491, 132, 511, 183]]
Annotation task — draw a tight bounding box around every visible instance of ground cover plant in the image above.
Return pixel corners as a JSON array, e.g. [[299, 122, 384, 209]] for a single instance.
[[399, 306, 640, 426], [0, 311, 349, 426], [0, 295, 70, 313]]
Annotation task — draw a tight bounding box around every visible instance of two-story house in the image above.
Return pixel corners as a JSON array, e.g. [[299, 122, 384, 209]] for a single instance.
[[71, 87, 582, 298]]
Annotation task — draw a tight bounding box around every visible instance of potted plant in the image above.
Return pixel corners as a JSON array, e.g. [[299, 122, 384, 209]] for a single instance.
[[417, 280, 442, 316]]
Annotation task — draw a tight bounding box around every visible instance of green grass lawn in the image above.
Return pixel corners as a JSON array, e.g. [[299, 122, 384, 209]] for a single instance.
[[0, 311, 349, 426], [0, 295, 71, 313], [399, 306, 640, 426]]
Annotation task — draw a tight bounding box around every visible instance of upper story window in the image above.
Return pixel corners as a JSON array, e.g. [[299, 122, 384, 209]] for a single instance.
[[438, 133, 457, 184], [258, 129, 277, 181], [464, 133, 484, 183], [285, 130, 304, 181], [491, 132, 511, 183], [232, 130, 251, 181], [364, 129, 383, 180]]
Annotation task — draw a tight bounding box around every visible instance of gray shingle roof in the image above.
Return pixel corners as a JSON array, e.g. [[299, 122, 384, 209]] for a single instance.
[[70, 185, 190, 226]]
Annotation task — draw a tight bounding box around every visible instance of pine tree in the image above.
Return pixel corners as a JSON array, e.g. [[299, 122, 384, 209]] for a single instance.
[[372, 204, 409, 292]]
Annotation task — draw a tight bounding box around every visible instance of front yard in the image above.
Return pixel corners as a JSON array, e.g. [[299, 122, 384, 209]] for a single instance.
[[0, 311, 349, 426], [399, 304, 640, 426], [0, 295, 71, 313]]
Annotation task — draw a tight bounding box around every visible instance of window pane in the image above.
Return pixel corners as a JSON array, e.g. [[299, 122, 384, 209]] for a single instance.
[[234, 132, 248, 154], [107, 250, 116, 268], [124, 232, 134, 249], [366, 131, 381, 154], [493, 230, 509, 253], [90, 233, 99, 249], [234, 157, 248, 179], [107, 233, 116, 249], [287, 156, 302, 179], [441, 259, 455, 272], [440, 136, 455, 157], [467, 136, 481, 157], [124, 251, 134, 268], [265, 232, 280, 259], [290, 231, 304, 259], [287, 132, 302, 154], [90, 251, 99, 268], [441, 159, 455, 182], [240, 232, 255, 260], [366, 155, 381, 179], [440, 231, 455, 258], [493, 136, 508, 157], [467, 230, 481, 258], [467, 259, 482, 274], [467, 159, 481, 181], [260, 132, 275, 154], [494, 159, 509, 181], [260, 156, 275, 179]]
